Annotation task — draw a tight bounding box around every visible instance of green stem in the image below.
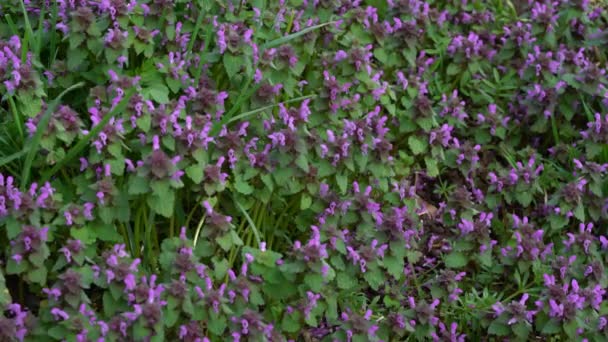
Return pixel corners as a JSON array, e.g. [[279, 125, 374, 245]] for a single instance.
[[184, 196, 202, 228], [118, 222, 129, 252], [134, 204, 144, 257]]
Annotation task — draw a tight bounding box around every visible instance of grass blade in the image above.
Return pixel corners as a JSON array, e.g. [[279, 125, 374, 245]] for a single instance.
[[234, 198, 262, 248], [0, 149, 27, 168], [40, 88, 136, 184], [4, 14, 18, 36], [20, 82, 85, 190], [187, 4, 205, 53], [19, 0, 36, 56], [7, 97, 24, 141], [35, 5, 45, 57], [221, 77, 256, 118], [48, 1, 59, 67], [228, 94, 315, 124], [211, 93, 315, 136], [194, 22, 214, 81], [259, 21, 335, 51]]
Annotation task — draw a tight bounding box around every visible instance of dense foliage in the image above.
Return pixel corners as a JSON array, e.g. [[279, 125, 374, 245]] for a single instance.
[[1, 0, 608, 340]]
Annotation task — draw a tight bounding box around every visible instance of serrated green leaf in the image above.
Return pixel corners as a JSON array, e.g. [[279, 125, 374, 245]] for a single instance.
[[295, 154, 309, 173], [444, 251, 467, 268], [147, 187, 175, 218], [488, 320, 510, 336], [336, 173, 348, 194], [136, 115, 151, 132], [234, 178, 254, 195], [147, 83, 170, 104], [185, 164, 204, 184], [573, 203, 585, 222], [128, 176, 149, 195], [304, 273, 324, 292], [300, 194, 312, 210], [383, 255, 404, 280], [216, 233, 233, 252], [425, 157, 439, 177], [408, 136, 427, 155], [27, 267, 47, 285]]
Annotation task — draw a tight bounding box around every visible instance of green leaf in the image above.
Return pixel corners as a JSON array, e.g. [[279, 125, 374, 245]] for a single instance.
[[27, 267, 47, 285], [444, 252, 468, 268], [326, 295, 338, 321], [216, 233, 233, 252], [136, 115, 151, 132], [71, 228, 93, 244], [336, 173, 348, 194], [383, 255, 404, 280], [6, 259, 26, 275], [300, 194, 312, 210], [295, 154, 309, 173], [512, 322, 531, 340], [128, 176, 150, 195], [67, 48, 87, 70], [337, 272, 356, 290], [96, 223, 123, 242], [549, 214, 568, 231], [223, 54, 243, 79], [234, 178, 254, 195], [425, 157, 439, 177], [185, 164, 204, 184], [17, 94, 43, 118], [363, 267, 384, 290], [447, 63, 461, 76], [488, 320, 510, 336], [304, 273, 324, 292], [207, 312, 226, 335], [213, 257, 229, 280], [164, 308, 179, 328], [515, 191, 533, 207], [48, 326, 69, 340], [573, 203, 585, 222], [148, 183, 175, 218], [147, 83, 170, 104], [408, 136, 428, 155], [0, 268, 11, 307], [6, 218, 20, 239], [541, 319, 562, 334], [282, 312, 301, 333]]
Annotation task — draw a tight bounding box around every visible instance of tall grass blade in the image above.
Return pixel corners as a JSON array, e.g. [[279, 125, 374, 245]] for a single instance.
[[20, 82, 85, 190], [19, 0, 36, 54], [259, 21, 334, 51], [35, 5, 45, 57], [234, 198, 262, 247], [7, 97, 24, 141], [48, 1, 59, 67], [187, 5, 204, 53], [228, 94, 315, 124], [0, 150, 27, 168]]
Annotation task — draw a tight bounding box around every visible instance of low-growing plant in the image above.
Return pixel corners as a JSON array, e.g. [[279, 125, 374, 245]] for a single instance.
[[0, 0, 607, 341]]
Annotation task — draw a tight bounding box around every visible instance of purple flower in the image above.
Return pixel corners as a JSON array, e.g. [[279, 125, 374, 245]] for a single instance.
[[50, 308, 70, 321]]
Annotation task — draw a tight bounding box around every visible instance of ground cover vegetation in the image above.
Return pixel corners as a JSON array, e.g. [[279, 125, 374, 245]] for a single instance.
[[1, 0, 608, 341]]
